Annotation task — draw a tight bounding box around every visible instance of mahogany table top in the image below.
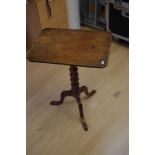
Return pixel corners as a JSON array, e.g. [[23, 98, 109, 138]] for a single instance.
[[27, 28, 112, 68]]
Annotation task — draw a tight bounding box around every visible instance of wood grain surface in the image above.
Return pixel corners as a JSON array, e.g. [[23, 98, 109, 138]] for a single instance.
[[27, 28, 112, 68], [27, 41, 129, 155]]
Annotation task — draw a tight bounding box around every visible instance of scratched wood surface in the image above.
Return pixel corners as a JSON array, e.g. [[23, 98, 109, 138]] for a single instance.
[[27, 28, 112, 68]]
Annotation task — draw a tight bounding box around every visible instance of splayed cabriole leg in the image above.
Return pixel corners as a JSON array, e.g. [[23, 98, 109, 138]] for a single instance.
[[50, 90, 72, 105], [75, 96, 88, 131], [79, 86, 96, 97], [50, 65, 96, 131]]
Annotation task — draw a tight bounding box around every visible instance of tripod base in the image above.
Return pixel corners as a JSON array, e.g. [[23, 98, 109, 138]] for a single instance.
[[50, 66, 96, 131]]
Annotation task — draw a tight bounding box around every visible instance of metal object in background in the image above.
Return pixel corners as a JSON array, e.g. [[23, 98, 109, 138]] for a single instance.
[[80, 0, 107, 30], [80, 0, 129, 41], [106, 0, 129, 41]]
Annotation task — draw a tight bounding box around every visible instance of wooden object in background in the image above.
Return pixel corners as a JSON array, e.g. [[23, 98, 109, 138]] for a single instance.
[[26, 0, 68, 49], [26, 0, 41, 49], [35, 0, 68, 29], [27, 28, 112, 68]]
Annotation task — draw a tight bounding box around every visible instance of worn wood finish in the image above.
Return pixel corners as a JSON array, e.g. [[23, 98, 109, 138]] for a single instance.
[[27, 41, 129, 155], [27, 28, 112, 130], [27, 28, 112, 68]]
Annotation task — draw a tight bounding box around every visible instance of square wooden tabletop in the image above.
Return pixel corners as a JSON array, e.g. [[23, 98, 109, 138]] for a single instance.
[[27, 28, 112, 68]]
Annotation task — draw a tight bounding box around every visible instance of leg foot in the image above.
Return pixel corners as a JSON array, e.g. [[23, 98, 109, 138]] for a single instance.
[[80, 86, 96, 97], [50, 90, 72, 105], [76, 97, 88, 131]]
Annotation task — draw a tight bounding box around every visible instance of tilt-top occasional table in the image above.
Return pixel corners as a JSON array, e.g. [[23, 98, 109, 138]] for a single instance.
[[27, 28, 112, 131]]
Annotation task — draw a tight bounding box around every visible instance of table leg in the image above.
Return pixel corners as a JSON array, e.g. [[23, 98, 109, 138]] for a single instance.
[[50, 90, 72, 105], [75, 96, 88, 131], [79, 85, 96, 97], [50, 65, 96, 131]]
